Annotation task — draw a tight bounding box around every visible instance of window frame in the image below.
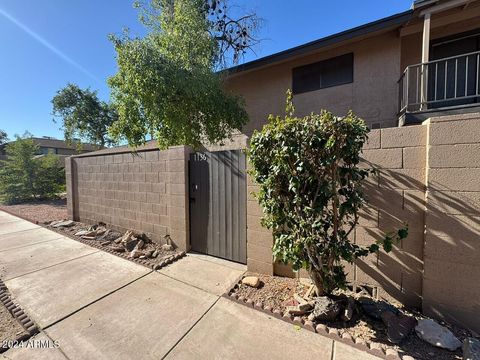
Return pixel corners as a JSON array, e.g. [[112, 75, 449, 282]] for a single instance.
[[292, 52, 354, 95]]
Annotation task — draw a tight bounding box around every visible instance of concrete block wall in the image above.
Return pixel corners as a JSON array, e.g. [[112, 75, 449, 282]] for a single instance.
[[246, 161, 274, 275], [66, 145, 191, 251], [422, 113, 480, 333], [246, 113, 480, 332], [355, 126, 427, 308]]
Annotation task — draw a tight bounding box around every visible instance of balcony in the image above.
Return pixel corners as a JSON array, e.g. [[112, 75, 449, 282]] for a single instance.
[[399, 51, 480, 117]]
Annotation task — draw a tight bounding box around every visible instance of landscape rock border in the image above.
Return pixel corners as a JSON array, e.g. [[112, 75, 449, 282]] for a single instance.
[[0, 207, 187, 271], [60, 233, 186, 271], [223, 278, 404, 360], [0, 279, 38, 353]]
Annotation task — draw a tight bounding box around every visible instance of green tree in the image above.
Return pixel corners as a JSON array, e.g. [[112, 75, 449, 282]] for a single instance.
[[0, 130, 8, 145], [248, 91, 408, 295], [135, 0, 262, 67], [52, 83, 118, 148], [108, 0, 249, 149], [0, 135, 64, 204]]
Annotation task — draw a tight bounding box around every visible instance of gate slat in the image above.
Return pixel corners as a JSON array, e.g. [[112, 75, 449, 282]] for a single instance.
[[189, 150, 247, 264]]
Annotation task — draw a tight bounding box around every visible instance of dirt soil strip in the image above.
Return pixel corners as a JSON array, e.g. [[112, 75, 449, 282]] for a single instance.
[[0, 280, 38, 353]]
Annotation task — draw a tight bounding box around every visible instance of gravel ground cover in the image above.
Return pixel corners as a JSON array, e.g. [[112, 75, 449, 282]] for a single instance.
[[0, 199, 67, 224]]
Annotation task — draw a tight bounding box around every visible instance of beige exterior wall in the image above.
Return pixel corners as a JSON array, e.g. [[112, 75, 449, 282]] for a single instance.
[[226, 30, 402, 134], [66, 146, 192, 251], [353, 126, 427, 308], [225, 6, 480, 139], [422, 113, 480, 333], [246, 161, 274, 275]]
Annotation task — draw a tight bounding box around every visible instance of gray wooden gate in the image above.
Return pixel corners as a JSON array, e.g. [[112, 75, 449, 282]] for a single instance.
[[189, 150, 247, 264]]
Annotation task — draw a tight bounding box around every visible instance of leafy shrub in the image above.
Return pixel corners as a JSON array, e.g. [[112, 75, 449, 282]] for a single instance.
[[248, 91, 407, 295], [0, 136, 65, 204]]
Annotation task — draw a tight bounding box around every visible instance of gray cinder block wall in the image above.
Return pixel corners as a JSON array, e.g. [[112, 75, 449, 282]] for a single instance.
[[66, 145, 192, 251]]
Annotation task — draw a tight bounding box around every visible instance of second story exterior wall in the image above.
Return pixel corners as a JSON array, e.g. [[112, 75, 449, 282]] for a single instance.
[[226, 30, 402, 136]]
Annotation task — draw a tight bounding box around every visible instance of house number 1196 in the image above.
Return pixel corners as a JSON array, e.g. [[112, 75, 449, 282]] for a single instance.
[[193, 153, 207, 161]]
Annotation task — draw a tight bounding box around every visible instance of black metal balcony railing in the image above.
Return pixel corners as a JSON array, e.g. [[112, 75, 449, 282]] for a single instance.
[[399, 50, 480, 113]]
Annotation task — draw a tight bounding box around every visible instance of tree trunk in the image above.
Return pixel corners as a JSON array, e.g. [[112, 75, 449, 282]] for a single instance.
[[308, 267, 325, 297]]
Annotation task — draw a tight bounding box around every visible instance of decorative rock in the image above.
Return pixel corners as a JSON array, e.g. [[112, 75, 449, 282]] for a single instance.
[[124, 239, 139, 252], [129, 250, 143, 259], [309, 296, 341, 322], [327, 328, 339, 337], [415, 318, 462, 351], [53, 220, 74, 228], [272, 309, 282, 317], [145, 250, 154, 258], [463, 337, 480, 360], [341, 297, 355, 322], [161, 244, 174, 251], [358, 297, 399, 320], [315, 324, 327, 334], [96, 227, 107, 236], [97, 229, 111, 240], [111, 246, 125, 253], [381, 311, 416, 344], [282, 312, 292, 320], [293, 316, 303, 325], [355, 337, 366, 346], [385, 348, 399, 359], [286, 303, 312, 316], [368, 342, 384, 356], [303, 320, 315, 332], [294, 293, 307, 304], [241, 276, 260, 288]]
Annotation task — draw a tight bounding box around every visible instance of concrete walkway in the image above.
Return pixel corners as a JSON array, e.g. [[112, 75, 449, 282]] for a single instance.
[[0, 211, 378, 360]]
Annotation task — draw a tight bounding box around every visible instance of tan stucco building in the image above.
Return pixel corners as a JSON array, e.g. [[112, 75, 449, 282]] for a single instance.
[[66, 0, 480, 332], [224, 0, 480, 136]]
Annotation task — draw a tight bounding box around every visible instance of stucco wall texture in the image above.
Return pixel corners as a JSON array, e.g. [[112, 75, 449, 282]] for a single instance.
[[246, 113, 480, 333], [226, 31, 401, 133]]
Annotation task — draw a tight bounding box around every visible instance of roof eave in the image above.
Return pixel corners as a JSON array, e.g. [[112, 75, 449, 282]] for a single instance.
[[222, 9, 414, 76]]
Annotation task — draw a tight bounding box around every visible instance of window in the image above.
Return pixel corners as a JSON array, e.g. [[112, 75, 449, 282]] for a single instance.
[[292, 53, 354, 94], [37, 147, 54, 155]]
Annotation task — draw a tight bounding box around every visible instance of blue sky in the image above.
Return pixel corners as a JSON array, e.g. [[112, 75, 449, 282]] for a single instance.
[[0, 0, 412, 140]]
